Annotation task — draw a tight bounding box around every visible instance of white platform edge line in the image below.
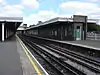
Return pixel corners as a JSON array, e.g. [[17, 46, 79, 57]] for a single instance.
[[53, 39, 100, 51], [60, 41, 100, 51], [16, 35, 49, 75], [39, 36, 100, 51], [30, 35, 100, 51]]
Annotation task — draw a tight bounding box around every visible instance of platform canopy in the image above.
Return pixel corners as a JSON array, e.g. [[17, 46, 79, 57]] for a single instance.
[[26, 16, 97, 30], [0, 17, 23, 41], [0, 17, 23, 30]]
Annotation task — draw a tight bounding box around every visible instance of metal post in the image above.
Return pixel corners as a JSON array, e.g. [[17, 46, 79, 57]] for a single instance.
[[83, 31, 84, 40], [2, 23, 4, 41], [61, 25, 63, 40], [85, 16, 87, 40]]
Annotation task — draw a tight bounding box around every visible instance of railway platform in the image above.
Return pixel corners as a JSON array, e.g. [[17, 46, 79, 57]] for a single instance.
[[24, 34, 100, 51], [23, 35, 100, 58], [64, 40, 100, 50], [0, 35, 48, 75]]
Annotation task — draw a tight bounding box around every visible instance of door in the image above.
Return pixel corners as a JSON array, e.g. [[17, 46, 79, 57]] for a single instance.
[[76, 26, 81, 40]]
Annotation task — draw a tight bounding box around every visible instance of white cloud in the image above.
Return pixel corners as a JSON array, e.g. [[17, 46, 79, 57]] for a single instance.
[[0, 0, 7, 6], [0, 0, 39, 17], [23, 10, 73, 26], [60, 1, 99, 14], [0, 0, 3, 3], [0, 0, 100, 26], [21, 0, 39, 9], [0, 0, 39, 26], [60, 1, 100, 20], [58, 14, 72, 18], [0, 4, 24, 17], [24, 10, 59, 26], [13, 4, 24, 9]]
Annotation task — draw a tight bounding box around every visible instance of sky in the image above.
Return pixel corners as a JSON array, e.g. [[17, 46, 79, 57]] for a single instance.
[[0, 0, 100, 26]]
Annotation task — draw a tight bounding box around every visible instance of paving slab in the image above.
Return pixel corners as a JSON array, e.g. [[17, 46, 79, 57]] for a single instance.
[[67, 40, 100, 49], [0, 36, 23, 75]]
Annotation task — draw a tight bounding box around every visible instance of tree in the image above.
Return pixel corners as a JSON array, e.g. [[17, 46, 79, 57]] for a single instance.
[[87, 23, 100, 31]]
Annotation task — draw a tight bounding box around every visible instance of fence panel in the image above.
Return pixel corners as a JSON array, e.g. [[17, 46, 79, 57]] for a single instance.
[[86, 32, 100, 40]]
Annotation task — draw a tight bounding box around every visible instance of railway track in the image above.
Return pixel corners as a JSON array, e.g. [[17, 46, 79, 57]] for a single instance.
[[18, 35, 100, 75], [48, 44, 100, 67], [19, 36, 62, 75], [42, 44, 100, 75], [19, 35, 86, 75]]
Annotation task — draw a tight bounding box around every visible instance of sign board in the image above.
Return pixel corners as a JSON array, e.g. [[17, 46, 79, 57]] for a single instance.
[[74, 23, 83, 26], [73, 15, 87, 22]]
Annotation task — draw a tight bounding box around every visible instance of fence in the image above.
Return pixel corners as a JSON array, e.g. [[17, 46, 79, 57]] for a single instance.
[[86, 32, 100, 40]]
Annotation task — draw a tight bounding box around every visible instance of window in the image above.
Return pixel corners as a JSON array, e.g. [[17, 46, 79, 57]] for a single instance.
[[77, 26, 80, 29], [54, 31, 57, 36], [51, 31, 54, 35], [51, 30, 57, 36]]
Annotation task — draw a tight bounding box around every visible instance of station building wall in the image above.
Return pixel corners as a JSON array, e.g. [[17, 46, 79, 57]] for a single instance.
[[26, 21, 75, 41]]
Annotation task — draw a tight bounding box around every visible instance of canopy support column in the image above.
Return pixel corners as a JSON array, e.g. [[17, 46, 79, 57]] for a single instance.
[[2, 23, 4, 41]]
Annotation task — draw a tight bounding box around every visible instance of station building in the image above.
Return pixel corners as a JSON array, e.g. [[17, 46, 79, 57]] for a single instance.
[[20, 15, 97, 41]]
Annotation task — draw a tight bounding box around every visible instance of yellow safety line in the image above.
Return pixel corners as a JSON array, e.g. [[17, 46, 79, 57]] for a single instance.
[[17, 38, 41, 75]]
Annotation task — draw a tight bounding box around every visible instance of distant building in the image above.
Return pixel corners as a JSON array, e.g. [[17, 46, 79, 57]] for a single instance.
[[29, 24, 36, 27], [37, 21, 43, 25], [17, 24, 27, 34]]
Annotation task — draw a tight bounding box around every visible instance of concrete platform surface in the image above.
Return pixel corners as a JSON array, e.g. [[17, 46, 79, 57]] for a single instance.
[[25, 35, 100, 51], [0, 36, 23, 75], [0, 35, 48, 75], [66, 40, 100, 49]]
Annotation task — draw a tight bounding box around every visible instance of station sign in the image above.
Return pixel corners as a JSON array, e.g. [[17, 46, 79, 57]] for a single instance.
[[73, 15, 87, 22]]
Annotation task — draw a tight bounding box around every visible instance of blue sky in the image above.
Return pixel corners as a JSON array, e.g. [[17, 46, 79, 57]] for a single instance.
[[0, 0, 100, 26]]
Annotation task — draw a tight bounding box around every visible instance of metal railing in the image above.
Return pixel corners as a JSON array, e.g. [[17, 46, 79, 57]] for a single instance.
[[86, 32, 100, 40]]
